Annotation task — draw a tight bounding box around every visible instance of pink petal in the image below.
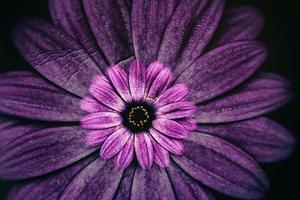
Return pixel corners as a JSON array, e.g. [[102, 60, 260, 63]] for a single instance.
[[129, 60, 146, 101], [80, 112, 121, 129], [89, 75, 125, 111], [80, 96, 112, 113], [176, 118, 197, 132], [100, 128, 131, 159], [134, 132, 154, 169], [146, 62, 164, 90], [157, 102, 196, 119], [149, 128, 184, 155], [151, 138, 170, 168], [115, 135, 134, 169], [107, 65, 132, 102], [153, 118, 188, 139], [155, 84, 189, 108], [85, 127, 121, 147]]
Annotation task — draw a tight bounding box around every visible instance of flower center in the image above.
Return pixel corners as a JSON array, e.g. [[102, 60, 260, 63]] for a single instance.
[[121, 101, 156, 132]]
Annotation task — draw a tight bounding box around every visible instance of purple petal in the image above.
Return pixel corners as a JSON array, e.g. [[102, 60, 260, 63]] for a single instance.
[[197, 117, 295, 163], [113, 164, 136, 200], [195, 73, 293, 123], [80, 96, 113, 113], [0, 125, 95, 180], [166, 162, 215, 200], [153, 118, 187, 139], [100, 128, 131, 159], [48, 0, 108, 68], [129, 60, 146, 101], [172, 133, 269, 199], [131, 0, 177, 66], [13, 17, 102, 97], [147, 67, 172, 100], [8, 154, 97, 200], [115, 134, 134, 169], [86, 127, 120, 147], [210, 6, 265, 48], [149, 128, 184, 155], [0, 71, 84, 121], [155, 84, 189, 108], [60, 159, 123, 200], [176, 118, 197, 132], [80, 112, 122, 129], [83, 0, 133, 64], [134, 132, 154, 169], [107, 65, 131, 102], [158, 0, 224, 76], [157, 102, 196, 119], [89, 75, 125, 111], [151, 138, 170, 168], [176, 41, 267, 103], [146, 61, 164, 89], [131, 165, 175, 200]]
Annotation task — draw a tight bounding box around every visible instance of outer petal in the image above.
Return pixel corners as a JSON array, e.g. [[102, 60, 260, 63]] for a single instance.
[[196, 73, 293, 123], [176, 118, 197, 132], [176, 41, 267, 103], [83, 0, 133, 64], [131, 165, 175, 200], [86, 127, 120, 147], [166, 162, 215, 200], [210, 6, 265, 48], [49, 0, 107, 68], [157, 102, 196, 119], [13, 17, 102, 97], [8, 153, 97, 200], [131, 0, 177, 66], [134, 132, 154, 169], [153, 118, 188, 139], [60, 159, 123, 200], [129, 60, 146, 101], [0, 125, 95, 180], [113, 164, 136, 200], [0, 71, 84, 121], [80, 112, 122, 129], [173, 133, 269, 199], [115, 134, 134, 169], [80, 96, 113, 113], [158, 0, 224, 76], [155, 84, 189, 108], [197, 117, 295, 163]]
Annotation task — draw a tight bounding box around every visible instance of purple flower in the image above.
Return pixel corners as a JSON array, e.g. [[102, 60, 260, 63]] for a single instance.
[[0, 0, 295, 199]]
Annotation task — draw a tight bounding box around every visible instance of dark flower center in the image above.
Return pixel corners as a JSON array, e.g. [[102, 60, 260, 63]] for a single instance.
[[121, 101, 156, 132]]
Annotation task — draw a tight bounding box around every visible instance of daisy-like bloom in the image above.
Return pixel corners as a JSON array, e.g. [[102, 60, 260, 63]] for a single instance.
[[0, 0, 295, 199]]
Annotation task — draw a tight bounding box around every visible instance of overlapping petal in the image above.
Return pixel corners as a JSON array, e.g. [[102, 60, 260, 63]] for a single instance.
[[134, 132, 154, 169]]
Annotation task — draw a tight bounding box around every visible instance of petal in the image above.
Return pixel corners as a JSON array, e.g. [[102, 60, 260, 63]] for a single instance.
[[0, 125, 95, 180], [0, 71, 84, 121], [151, 138, 170, 168], [172, 133, 269, 199], [13, 17, 102, 97], [131, 0, 177, 66], [100, 128, 131, 159], [7, 154, 97, 200], [157, 102, 196, 119], [89, 75, 125, 111], [158, 0, 225, 76], [131, 165, 175, 200], [129, 60, 146, 101], [176, 41, 267, 103], [107, 65, 131, 102], [86, 126, 121, 147], [197, 117, 296, 163], [149, 128, 184, 155], [146, 61, 164, 89], [80, 96, 113, 113], [195, 73, 293, 123], [60, 159, 123, 200], [147, 67, 172, 100], [113, 164, 136, 200], [166, 162, 215, 200], [155, 84, 189, 108], [153, 118, 187, 139], [80, 112, 122, 129], [48, 0, 108, 68], [83, 0, 133, 64], [176, 118, 197, 132], [134, 132, 154, 169], [210, 6, 264, 48], [115, 134, 134, 169]]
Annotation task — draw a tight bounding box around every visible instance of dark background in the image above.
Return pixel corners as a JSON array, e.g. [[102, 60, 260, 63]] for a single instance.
[[0, 0, 299, 199]]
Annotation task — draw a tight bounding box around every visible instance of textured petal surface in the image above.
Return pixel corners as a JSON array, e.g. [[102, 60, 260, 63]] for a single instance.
[[210, 6, 264, 48], [177, 41, 267, 103], [166, 162, 215, 200], [157, 102, 196, 119], [197, 117, 295, 162], [13, 17, 102, 97], [131, 0, 177, 66], [83, 0, 133, 64], [134, 132, 154, 169], [131, 165, 175, 200], [0, 125, 95, 180], [80, 112, 122, 129], [80, 96, 112, 113], [60, 159, 123, 200], [153, 118, 188, 139], [113, 164, 136, 200], [158, 0, 224, 76], [115, 134, 134, 169], [155, 84, 189, 108], [129, 60, 146, 101], [0, 71, 83, 121], [49, 0, 107, 68], [151, 138, 170, 168], [196, 73, 292, 123], [86, 127, 120, 147], [173, 133, 269, 199]]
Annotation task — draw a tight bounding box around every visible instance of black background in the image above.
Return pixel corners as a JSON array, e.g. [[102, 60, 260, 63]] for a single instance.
[[0, 0, 299, 199]]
